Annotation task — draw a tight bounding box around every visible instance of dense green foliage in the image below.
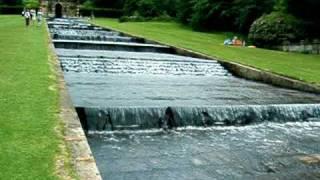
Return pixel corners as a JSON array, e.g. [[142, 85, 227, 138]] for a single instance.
[[189, 0, 234, 31], [122, 0, 275, 33], [232, 0, 275, 33], [175, 0, 194, 24], [0, 15, 59, 179], [80, 0, 125, 9], [120, 0, 319, 45], [2, 0, 319, 45], [94, 18, 320, 85], [287, 0, 320, 38], [249, 12, 304, 47], [80, 7, 123, 18], [123, 0, 176, 17], [79, 0, 124, 17]]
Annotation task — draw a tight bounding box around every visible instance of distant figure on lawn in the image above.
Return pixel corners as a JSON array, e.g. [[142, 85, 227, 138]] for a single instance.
[[30, 9, 36, 25], [37, 9, 43, 25], [24, 10, 31, 27]]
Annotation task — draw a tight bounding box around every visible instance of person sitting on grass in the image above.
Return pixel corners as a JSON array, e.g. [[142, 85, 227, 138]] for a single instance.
[[232, 36, 243, 46], [224, 38, 233, 45], [224, 36, 246, 47]]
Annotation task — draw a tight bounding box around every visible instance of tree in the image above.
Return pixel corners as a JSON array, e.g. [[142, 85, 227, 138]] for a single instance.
[[231, 0, 275, 33], [23, 0, 39, 8], [123, 0, 173, 18], [273, 0, 288, 12], [83, 0, 94, 8], [190, 0, 234, 31], [137, 0, 161, 17], [93, 0, 125, 9], [82, 0, 94, 17], [123, 0, 139, 16], [176, 0, 195, 24]]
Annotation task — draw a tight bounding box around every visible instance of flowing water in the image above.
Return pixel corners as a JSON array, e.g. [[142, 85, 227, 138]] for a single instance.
[[48, 18, 320, 180], [89, 122, 320, 180]]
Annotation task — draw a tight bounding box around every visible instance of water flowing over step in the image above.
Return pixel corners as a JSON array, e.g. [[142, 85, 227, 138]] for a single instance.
[[50, 29, 120, 37], [47, 21, 95, 29], [49, 24, 102, 30], [53, 40, 172, 53], [78, 104, 320, 132], [53, 34, 134, 42], [59, 55, 230, 76], [50, 29, 139, 42]]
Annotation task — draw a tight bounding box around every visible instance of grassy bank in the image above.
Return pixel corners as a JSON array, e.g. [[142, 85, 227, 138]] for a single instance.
[[94, 18, 320, 85], [0, 16, 59, 179]]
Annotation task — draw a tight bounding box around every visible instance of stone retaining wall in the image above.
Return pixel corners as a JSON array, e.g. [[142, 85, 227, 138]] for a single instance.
[[274, 40, 320, 54], [46, 23, 102, 180]]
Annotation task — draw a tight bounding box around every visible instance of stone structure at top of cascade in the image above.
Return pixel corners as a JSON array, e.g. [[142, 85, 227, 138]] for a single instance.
[[41, 0, 79, 18]]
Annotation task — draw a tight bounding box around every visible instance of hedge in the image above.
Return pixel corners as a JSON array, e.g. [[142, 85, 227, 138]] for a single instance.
[[79, 8, 123, 18], [0, 5, 23, 14]]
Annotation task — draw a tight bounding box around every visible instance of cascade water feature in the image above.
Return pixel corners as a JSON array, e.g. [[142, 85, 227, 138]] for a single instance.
[[49, 18, 320, 180], [50, 29, 138, 42], [53, 40, 172, 53], [79, 104, 320, 131]]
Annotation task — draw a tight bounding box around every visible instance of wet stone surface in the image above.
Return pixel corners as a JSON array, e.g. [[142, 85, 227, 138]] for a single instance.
[[88, 122, 320, 180]]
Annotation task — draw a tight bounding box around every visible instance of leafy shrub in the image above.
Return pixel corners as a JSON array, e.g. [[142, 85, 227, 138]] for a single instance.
[[249, 12, 304, 46], [119, 15, 145, 22]]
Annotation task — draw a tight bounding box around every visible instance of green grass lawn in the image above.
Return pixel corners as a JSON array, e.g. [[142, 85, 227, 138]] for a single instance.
[[0, 15, 60, 179], [94, 18, 320, 85]]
